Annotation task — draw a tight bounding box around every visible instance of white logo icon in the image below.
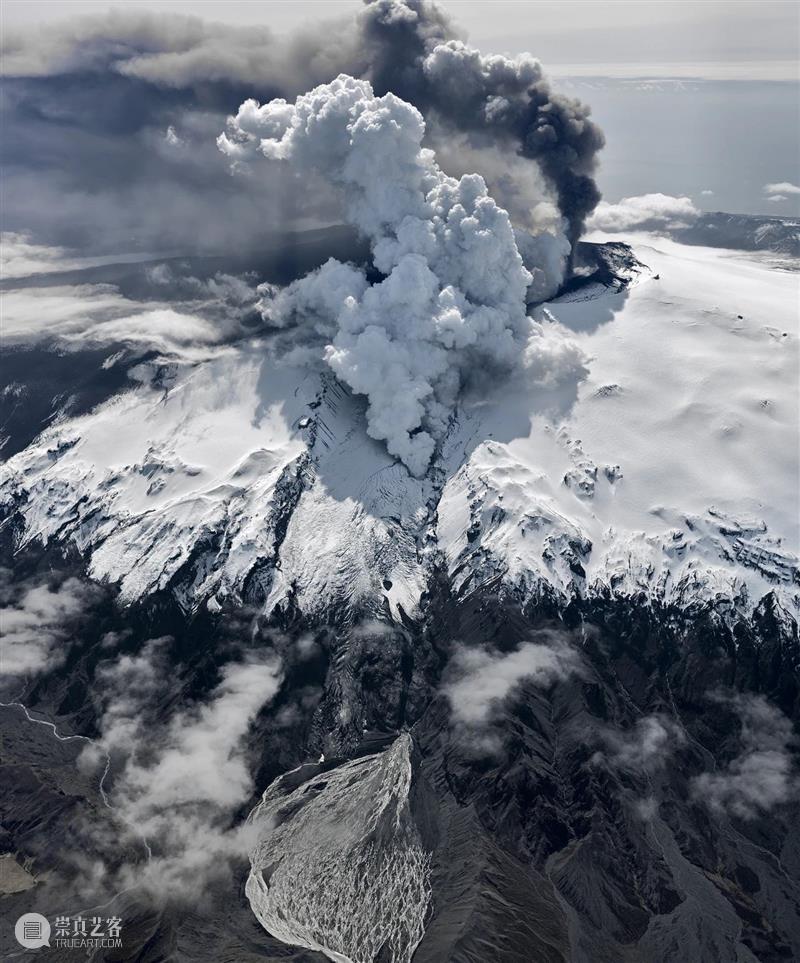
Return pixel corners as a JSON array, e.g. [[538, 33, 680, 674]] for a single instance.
[[15, 913, 51, 949]]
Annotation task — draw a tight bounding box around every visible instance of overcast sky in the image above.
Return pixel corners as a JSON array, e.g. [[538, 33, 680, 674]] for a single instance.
[[4, 0, 798, 78]]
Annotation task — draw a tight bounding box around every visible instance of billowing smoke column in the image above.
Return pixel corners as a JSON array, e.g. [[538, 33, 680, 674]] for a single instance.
[[357, 0, 605, 249], [220, 0, 604, 299], [2, 0, 603, 285], [219, 76, 585, 477]]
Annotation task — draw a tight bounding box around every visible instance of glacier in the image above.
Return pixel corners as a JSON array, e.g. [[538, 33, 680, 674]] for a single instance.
[[2, 237, 797, 626]]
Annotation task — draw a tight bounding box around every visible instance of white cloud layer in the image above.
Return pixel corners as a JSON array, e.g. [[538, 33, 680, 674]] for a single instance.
[[81, 647, 282, 899], [3, 284, 214, 351], [2, 269, 262, 360], [0, 569, 98, 676], [764, 182, 800, 196], [587, 193, 700, 232], [220, 75, 585, 476], [596, 714, 685, 771], [444, 633, 581, 725], [1, 232, 104, 279]]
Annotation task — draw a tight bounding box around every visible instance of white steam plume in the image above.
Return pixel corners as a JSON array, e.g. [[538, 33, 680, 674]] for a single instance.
[[219, 75, 585, 476]]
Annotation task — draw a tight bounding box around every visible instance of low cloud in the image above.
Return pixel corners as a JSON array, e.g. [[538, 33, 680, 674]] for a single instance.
[[692, 694, 796, 820], [444, 630, 581, 726], [164, 125, 184, 148], [80, 647, 282, 900], [144, 263, 262, 326], [2, 283, 226, 358], [2, 263, 262, 359], [86, 637, 171, 760], [0, 232, 131, 280], [764, 181, 800, 196], [0, 568, 99, 676], [767, 194, 788, 203], [587, 193, 700, 232], [595, 714, 685, 772]]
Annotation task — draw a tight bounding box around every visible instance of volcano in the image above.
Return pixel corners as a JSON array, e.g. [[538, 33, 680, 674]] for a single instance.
[[1, 226, 798, 962]]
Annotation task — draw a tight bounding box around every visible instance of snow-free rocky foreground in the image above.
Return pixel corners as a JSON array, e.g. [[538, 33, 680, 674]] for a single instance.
[[2, 236, 799, 963]]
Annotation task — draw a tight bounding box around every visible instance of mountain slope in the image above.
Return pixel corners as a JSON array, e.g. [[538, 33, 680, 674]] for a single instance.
[[3, 238, 796, 622], [1, 236, 798, 963]]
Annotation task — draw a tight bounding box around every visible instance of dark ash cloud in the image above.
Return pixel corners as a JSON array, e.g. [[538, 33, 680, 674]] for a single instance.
[[2, 0, 603, 264], [360, 0, 605, 244]]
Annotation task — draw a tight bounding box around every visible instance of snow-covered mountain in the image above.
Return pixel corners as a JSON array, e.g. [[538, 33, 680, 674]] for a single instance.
[[670, 212, 800, 257], [2, 233, 799, 963], [3, 237, 797, 624]]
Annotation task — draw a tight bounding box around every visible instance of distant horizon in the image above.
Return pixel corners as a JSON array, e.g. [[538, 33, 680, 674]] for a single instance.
[[4, 0, 798, 75]]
